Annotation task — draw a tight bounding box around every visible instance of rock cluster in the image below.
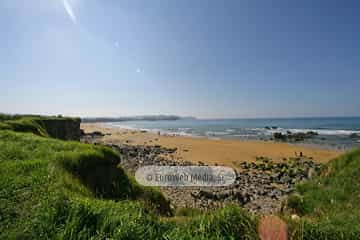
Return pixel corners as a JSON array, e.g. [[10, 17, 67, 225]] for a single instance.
[[350, 133, 360, 139], [81, 130, 110, 143], [108, 143, 322, 215], [273, 131, 318, 142], [80, 132, 322, 214], [110, 144, 181, 175], [265, 126, 278, 130]]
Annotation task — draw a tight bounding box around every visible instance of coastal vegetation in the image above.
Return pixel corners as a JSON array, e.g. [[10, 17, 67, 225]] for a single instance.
[[0, 114, 359, 239], [287, 148, 360, 239], [0, 114, 81, 140]]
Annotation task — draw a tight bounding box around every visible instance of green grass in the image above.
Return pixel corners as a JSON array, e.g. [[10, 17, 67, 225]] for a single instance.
[[0, 117, 48, 136], [0, 113, 21, 121], [0, 130, 168, 238], [0, 114, 81, 139], [164, 205, 258, 240], [175, 207, 203, 217], [287, 148, 360, 239], [0, 130, 258, 239]]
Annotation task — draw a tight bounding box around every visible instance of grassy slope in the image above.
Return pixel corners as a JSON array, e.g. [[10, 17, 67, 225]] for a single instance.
[[0, 130, 167, 238], [288, 148, 360, 239], [0, 129, 258, 239], [0, 114, 80, 137], [0, 117, 49, 136]]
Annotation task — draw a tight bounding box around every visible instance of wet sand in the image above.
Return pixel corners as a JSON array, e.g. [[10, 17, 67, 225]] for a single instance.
[[81, 123, 342, 169]]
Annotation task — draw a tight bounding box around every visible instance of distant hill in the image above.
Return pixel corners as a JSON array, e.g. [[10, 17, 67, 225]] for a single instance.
[[82, 115, 196, 123]]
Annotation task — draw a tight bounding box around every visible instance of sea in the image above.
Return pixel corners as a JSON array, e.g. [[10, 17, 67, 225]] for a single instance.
[[106, 117, 360, 150]]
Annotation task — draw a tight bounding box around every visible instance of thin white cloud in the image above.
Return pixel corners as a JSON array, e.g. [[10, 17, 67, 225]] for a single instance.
[[136, 68, 141, 73], [114, 41, 119, 48], [63, 0, 77, 24]]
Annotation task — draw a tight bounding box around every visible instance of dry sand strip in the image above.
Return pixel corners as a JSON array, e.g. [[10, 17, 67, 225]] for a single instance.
[[81, 123, 342, 169]]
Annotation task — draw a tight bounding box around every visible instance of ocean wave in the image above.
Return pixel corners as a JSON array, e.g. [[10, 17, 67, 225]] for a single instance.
[[225, 128, 237, 133], [281, 129, 360, 136], [231, 134, 259, 137], [177, 128, 193, 131], [105, 123, 360, 137], [246, 128, 281, 136], [245, 127, 360, 136], [205, 131, 230, 136], [171, 131, 194, 137], [105, 123, 138, 130]]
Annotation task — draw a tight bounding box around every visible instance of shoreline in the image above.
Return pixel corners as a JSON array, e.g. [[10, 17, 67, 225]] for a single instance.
[[81, 122, 342, 214], [81, 123, 342, 168]]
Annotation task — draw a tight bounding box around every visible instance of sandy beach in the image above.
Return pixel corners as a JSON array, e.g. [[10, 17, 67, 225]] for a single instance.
[[81, 123, 341, 169]]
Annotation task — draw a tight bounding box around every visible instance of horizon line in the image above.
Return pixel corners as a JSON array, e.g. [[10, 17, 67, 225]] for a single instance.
[[2, 112, 360, 120]]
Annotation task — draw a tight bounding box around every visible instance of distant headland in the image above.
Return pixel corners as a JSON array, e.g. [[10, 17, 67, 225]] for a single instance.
[[82, 115, 196, 123]]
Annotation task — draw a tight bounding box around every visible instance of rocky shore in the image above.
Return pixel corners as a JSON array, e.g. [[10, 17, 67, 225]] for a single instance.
[[273, 130, 318, 142], [82, 131, 323, 214]]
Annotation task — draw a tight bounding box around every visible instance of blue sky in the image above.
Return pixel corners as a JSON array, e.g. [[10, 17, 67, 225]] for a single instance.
[[1, 0, 359, 118]]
